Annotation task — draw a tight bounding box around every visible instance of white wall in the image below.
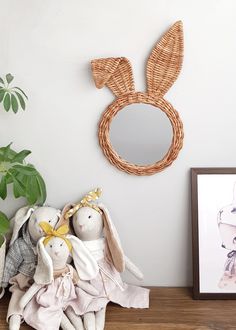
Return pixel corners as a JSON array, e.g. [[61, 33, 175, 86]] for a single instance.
[[1, 0, 236, 286]]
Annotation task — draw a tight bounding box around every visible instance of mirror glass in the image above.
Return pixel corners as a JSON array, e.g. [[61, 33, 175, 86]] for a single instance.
[[109, 104, 173, 166]]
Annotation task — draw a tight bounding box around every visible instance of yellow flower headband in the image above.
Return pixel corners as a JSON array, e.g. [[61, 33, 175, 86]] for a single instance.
[[65, 188, 102, 220], [39, 222, 72, 252]]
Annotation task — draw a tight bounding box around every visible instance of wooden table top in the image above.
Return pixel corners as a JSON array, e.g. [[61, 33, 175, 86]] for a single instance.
[[0, 287, 236, 329]]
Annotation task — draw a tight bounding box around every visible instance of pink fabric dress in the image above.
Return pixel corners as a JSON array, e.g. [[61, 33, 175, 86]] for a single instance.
[[23, 265, 93, 330], [79, 239, 149, 313]]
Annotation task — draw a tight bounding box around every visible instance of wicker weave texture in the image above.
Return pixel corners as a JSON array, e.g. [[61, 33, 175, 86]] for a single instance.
[[92, 21, 184, 175], [91, 57, 135, 97], [147, 21, 183, 97], [99, 93, 183, 175]]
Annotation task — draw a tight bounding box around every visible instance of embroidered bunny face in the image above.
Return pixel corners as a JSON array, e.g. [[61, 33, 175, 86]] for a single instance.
[[28, 206, 61, 243], [44, 236, 70, 270], [72, 207, 103, 241]]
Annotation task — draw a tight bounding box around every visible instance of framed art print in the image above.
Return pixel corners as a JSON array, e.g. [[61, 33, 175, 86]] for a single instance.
[[191, 168, 236, 299]]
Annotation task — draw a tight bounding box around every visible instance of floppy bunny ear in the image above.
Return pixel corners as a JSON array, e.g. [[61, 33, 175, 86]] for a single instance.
[[146, 21, 184, 97], [68, 235, 99, 280], [56, 204, 74, 229], [98, 203, 125, 273], [34, 238, 53, 285], [10, 206, 36, 246], [91, 57, 135, 97]]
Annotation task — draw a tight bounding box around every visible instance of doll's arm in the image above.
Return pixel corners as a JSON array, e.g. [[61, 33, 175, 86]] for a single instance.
[[124, 255, 144, 280], [77, 280, 99, 296], [72, 267, 98, 296], [19, 282, 42, 309]]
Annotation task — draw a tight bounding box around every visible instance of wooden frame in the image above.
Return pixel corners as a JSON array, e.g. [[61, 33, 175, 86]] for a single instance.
[[191, 167, 236, 299], [91, 21, 184, 176]]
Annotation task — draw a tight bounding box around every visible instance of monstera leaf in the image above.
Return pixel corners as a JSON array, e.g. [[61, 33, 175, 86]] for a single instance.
[[0, 74, 28, 113]]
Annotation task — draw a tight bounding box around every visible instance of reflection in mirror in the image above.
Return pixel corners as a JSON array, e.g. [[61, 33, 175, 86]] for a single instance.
[[109, 104, 173, 166]]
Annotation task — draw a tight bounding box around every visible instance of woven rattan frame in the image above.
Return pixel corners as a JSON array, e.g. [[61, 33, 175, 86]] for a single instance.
[[92, 21, 184, 176], [99, 93, 183, 175]]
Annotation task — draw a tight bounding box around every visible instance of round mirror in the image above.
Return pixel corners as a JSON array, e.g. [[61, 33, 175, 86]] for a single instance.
[[98, 92, 184, 175], [109, 104, 173, 166]]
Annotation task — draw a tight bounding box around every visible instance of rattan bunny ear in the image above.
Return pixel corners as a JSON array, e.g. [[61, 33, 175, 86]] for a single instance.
[[91, 57, 135, 97], [146, 21, 183, 97]]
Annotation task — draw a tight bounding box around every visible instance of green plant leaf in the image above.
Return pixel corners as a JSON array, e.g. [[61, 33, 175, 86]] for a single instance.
[[15, 91, 26, 110], [12, 164, 37, 175], [0, 211, 10, 235], [6, 73, 14, 84], [13, 87, 28, 99], [26, 175, 39, 204], [11, 150, 31, 163], [0, 89, 6, 102], [2, 143, 13, 161], [3, 93, 10, 111], [10, 173, 26, 198], [11, 94, 18, 113], [36, 174, 46, 204], [0, 77, 4, 84], [0, 147, 16, 163], [0, 143, 47, 206], [15, 171, 27, 185], [0, 176, 7, 200], [5, 172, 13, 184], [13, 181, 21, 198]]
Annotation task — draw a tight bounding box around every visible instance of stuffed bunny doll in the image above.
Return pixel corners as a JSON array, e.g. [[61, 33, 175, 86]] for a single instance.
[[218, 183, 236, 289], [1, 205, 61, 330], [60, 188, 149, 330], [20, 222, 99, 330]]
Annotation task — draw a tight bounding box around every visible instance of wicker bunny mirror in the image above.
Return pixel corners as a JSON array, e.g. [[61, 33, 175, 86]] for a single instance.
[[91, 21, 184, 175]]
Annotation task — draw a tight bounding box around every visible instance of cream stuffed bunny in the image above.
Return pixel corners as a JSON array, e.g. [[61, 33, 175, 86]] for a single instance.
[[60, 189, 149, 330], [1, 205, 61, 330], [20, 222, 99, 330]]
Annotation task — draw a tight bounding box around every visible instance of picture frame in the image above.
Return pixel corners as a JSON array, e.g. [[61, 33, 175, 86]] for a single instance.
[[191, 168, 236, 299]]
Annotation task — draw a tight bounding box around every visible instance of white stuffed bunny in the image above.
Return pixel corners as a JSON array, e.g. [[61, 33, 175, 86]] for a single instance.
[[60, 189, 149, 330], [218, 183, 236, 289], [20, 222, 99, 330], [1, 205, 61, 330]]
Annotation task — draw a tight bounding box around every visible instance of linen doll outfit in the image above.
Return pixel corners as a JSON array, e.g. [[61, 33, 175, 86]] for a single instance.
[[79, 238, 149, 312], [2, 223, 36, 287], [1, 223, 37, 322], [23, 264, 95, 330]]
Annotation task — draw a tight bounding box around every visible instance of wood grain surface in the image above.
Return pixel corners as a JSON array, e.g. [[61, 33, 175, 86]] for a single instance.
[[0, 288, 236, 329]]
